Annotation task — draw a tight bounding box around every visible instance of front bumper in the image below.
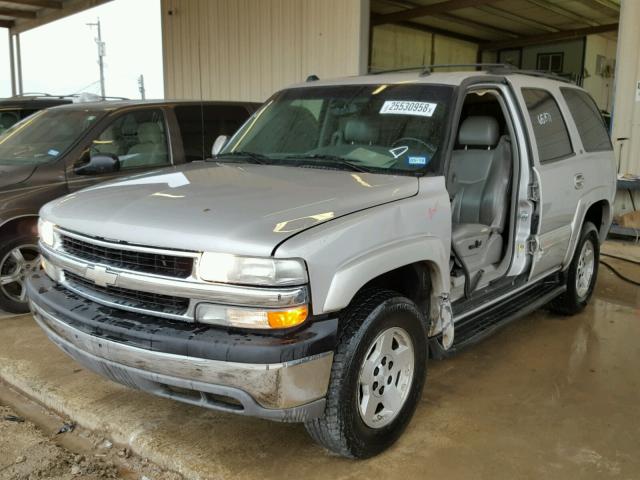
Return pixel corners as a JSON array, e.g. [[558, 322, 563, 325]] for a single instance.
[[27, 273, 336, 422]]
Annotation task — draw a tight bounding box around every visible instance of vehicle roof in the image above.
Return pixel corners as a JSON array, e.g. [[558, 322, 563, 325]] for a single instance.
[[47, 99, 261, 112], [288, 70, 580, 90], [0, 97, 73, 109]]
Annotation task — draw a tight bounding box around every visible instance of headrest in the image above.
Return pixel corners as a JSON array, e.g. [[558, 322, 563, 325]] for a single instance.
[[137, 123, 162, 143], [344, 118, 379, 145], [458, 116, 499, 147]]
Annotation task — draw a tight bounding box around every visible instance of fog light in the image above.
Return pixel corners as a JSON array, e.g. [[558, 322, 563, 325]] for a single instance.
[[196, 304, 308, 329]]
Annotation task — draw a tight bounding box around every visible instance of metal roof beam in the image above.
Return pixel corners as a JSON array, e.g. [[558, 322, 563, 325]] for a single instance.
[[373, 0, 498, 25], [433, 12, 519, 38], [0, 7, 37, 18], [481, 23, 618, 50], [0, 19, 15, 28], [525, 0, 599, 26], [475, 5, 559, 33], [4, 0, 62, 8], [589, 0, 620, 13]]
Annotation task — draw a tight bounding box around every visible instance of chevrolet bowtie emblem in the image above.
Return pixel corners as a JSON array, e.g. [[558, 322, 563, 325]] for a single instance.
[[85, 265, 118, 287]]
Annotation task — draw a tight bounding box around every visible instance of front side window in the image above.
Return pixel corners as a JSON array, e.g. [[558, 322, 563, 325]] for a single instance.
[[522, 88, 573, 163], [0, 109, 101, 165], [90, 109, 169, 170], [560, 88, 612, 152], [220, 84, 454, 175]]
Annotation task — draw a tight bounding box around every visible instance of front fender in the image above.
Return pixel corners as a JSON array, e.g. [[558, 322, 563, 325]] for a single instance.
[[323, 234, 448, 313], [275, 176, 451, 315]]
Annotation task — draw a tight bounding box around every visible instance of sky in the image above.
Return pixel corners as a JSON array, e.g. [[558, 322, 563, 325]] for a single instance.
[[0, 0, 163, 99]]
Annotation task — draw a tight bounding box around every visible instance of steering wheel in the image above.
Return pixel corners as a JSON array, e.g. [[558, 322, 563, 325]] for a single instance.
[[391, 137, 432, 150]]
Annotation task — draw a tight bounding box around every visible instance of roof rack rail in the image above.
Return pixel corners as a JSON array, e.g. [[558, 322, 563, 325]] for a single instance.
[[369, 66, 426, 75], [419, 63, 514, 76], [370, 63, 574, 83], [9, 92, 71, 100], [486, 66, 575, 83]]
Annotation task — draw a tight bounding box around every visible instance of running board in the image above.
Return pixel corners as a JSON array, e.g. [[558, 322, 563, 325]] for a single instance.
[[431, 279, 565, 359]]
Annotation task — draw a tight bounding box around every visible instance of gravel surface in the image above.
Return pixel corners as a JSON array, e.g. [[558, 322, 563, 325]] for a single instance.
[[0, 404, 182, 480]]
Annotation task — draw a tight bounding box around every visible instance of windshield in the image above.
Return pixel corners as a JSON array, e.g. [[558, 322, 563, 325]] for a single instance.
[[0, 109, 101, 165], [219, 83, 454, 175]]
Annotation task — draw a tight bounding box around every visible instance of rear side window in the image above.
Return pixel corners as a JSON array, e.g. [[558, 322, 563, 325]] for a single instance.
[[201, 105, 251, 157], [175, 105, 251, 161], [174, 105, 205, 161], [560, 88, 612, 152], [522, 88, 573, 163]]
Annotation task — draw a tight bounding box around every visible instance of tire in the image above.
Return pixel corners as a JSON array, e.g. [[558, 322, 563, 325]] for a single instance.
[[548, 221, 599, 315], [305, 289, 428, 458], [0, 234, 40, 314]]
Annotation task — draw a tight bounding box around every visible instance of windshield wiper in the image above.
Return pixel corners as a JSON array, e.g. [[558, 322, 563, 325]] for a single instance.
[[291, 154, 373, 173], [214, 151, 271, 165]]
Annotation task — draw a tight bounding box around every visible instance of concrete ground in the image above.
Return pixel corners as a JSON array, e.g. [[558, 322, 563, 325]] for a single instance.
[[0, 241, 638, 480]]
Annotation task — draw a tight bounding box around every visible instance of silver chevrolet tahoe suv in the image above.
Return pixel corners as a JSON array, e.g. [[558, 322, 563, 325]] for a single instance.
[[28, 67, 616, 458]]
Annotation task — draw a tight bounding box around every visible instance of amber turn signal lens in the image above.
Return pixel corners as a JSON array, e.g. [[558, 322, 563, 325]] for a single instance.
[[267, 305, 308, 328]]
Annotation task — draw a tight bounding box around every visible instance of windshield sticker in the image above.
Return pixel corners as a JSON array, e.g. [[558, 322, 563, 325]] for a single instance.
[[380, 100, 437, 117], [47, 149, 60, 157], [408, 156, 427, 166], [389, 146, 409, 158]]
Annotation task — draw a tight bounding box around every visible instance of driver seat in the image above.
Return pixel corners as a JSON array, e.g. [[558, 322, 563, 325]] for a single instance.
[[449, 116, 512, 271]]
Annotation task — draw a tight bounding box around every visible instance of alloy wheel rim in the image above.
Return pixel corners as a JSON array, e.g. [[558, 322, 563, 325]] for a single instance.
[[0, 244, 40, 304], [576, 239, 595, 300], [357, 326, 415, 429]]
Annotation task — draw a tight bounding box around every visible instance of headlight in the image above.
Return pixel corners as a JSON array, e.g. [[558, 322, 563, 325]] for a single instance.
[[198, 252, 307, 286], [196, 303, 308, 329], [38, 219, 55, 248]]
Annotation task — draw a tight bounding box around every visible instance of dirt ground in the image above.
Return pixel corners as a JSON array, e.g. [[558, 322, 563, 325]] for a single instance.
[[0, 390, 182, 480]]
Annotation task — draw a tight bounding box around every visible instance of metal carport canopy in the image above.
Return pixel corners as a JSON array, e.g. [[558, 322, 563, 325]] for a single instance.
[[1, 0, 113, 95]]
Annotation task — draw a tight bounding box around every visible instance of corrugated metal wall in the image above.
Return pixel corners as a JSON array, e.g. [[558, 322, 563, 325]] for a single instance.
[[161, 0, 368, 102], [370, 24, 478, 72]]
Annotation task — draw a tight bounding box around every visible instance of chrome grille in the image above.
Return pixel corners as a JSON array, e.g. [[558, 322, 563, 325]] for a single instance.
[[60, 234, 194, 278], [64, 270, 190, 316]]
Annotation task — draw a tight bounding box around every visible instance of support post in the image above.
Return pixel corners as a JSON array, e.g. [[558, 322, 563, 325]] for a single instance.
[[8, 30, 16, 96], [16, 33, 23, 95], [611, 0, 640, 175]]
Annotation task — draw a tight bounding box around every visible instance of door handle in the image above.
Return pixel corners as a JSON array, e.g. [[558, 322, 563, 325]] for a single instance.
[[574, 173, 585, 190]]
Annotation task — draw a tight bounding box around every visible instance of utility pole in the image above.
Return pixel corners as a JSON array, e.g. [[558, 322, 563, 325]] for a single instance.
[[87, 18, 106, 98], [138, 74, 146, 100]]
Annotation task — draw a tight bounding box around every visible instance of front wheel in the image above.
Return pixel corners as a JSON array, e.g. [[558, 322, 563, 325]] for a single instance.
[[305, 289, 428, 458], [549, 221, 600, 315], [0, 235, 40, 314]]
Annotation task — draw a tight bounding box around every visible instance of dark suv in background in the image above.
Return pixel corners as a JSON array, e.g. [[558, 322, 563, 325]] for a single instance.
[[0, 93, 74, 134], [0, 99, 259, 313]]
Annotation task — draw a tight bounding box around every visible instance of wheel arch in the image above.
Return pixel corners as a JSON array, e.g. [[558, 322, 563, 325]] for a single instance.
[[321, 235, 449, 324], [563, 198, 611, 268], [0, 214, 39, 243]]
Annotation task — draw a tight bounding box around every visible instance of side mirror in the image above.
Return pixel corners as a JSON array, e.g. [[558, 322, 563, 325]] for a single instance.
[[211, 135, 228, 157], [75, 153, 120, 175]]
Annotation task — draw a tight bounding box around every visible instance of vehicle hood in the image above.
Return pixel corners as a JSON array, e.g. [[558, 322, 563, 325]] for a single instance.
[[42, 162, 419, 256], [0, 164, 36, 189]]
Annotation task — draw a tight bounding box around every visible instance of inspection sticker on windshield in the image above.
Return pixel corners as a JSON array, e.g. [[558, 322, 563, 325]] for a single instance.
[[408, 156, 427, 165], [47, 149, 59, 157], [380, 100, 437, 117]]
